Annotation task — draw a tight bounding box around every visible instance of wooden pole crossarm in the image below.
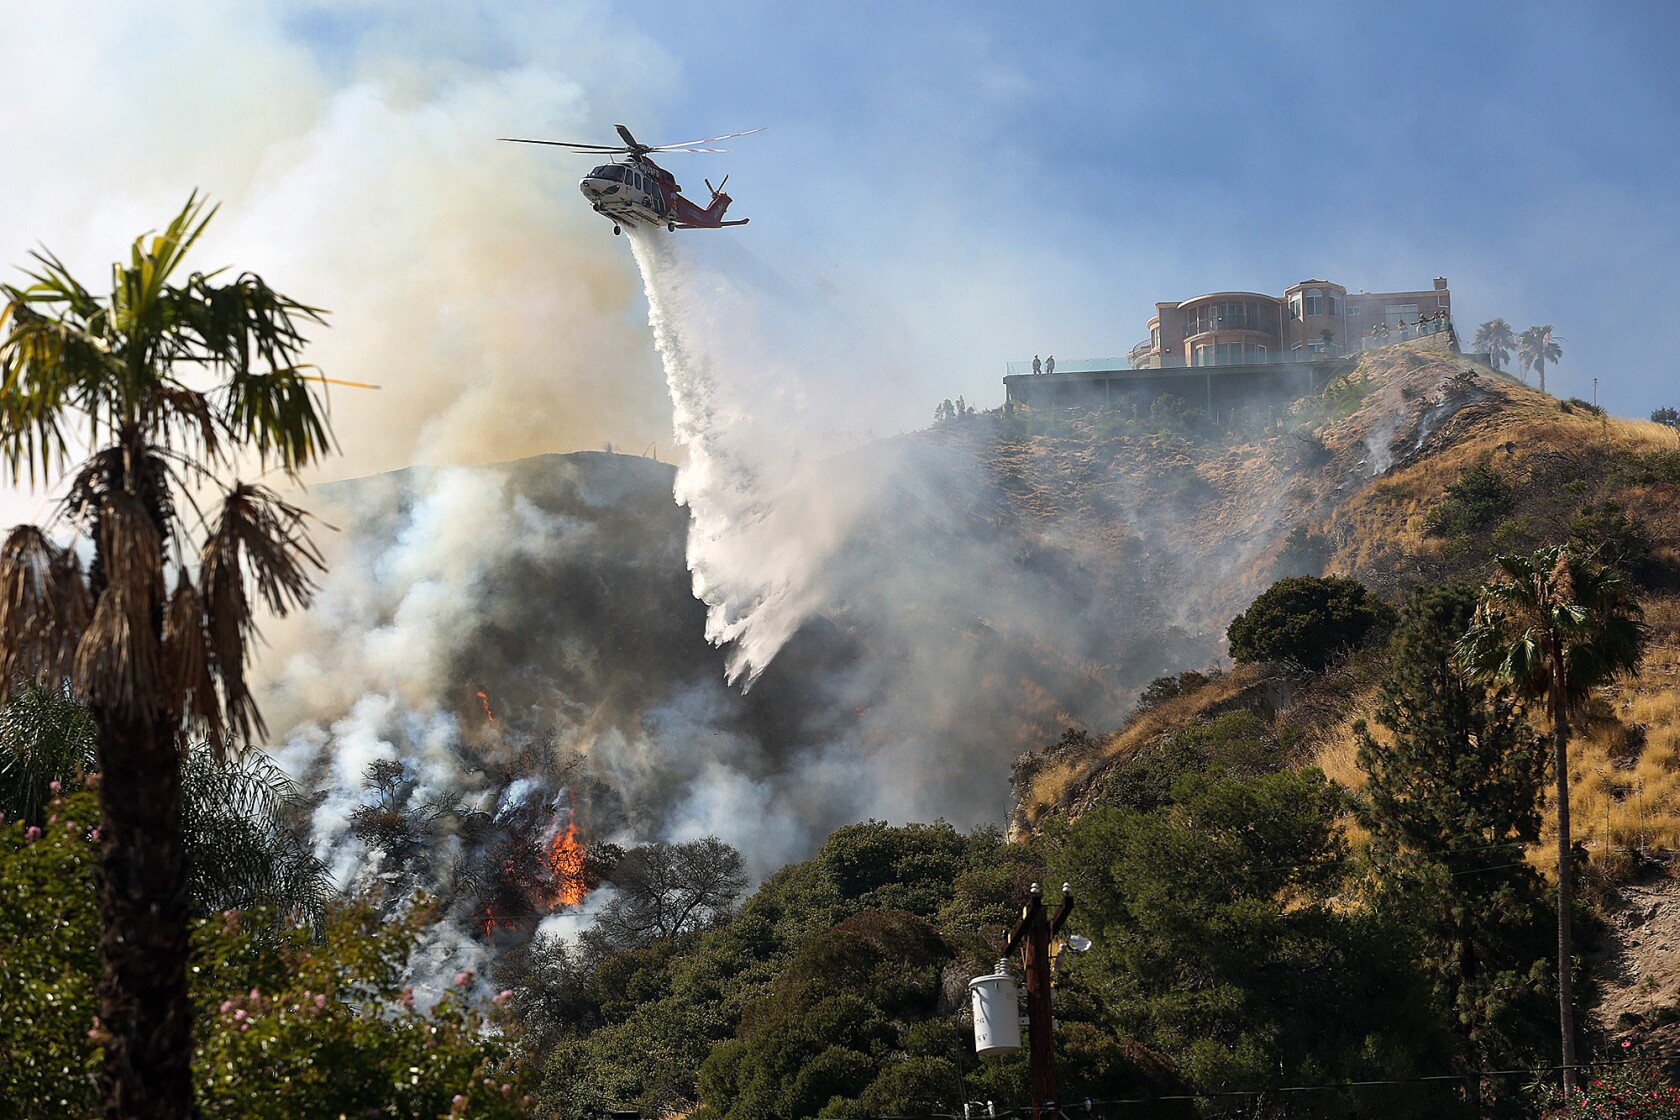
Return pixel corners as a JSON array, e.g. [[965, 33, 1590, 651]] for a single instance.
[[1050, 883, 1075, 937], [1003, 890, 1044, 958]]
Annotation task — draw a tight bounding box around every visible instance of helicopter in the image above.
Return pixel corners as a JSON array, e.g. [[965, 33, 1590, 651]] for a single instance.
[[498, 124, 761, 235]]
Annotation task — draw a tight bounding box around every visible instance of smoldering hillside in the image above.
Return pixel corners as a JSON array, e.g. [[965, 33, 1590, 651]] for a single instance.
[[259, 339, 1483, 945]]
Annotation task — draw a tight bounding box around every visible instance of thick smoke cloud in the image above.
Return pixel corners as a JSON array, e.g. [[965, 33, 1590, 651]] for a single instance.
[[5, 0, 1463, 985], [0, 0, 674, 523]]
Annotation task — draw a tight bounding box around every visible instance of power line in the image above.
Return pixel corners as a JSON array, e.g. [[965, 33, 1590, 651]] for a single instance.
[[861, 1051, 1680, 1120]]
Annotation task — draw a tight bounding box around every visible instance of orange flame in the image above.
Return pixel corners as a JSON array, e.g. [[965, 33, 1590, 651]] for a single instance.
[[476, 690, 495, 722], [547, 817, 588, 907]]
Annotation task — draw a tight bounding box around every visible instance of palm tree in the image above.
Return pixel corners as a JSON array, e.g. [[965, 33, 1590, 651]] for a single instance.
[[1458, 545, 1646, 1093], [0, 195, 334, 1119], [1517, 324, 1563, 395], [1472, 318, 1515, 371]]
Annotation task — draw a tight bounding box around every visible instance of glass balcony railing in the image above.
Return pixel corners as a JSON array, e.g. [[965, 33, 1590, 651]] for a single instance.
[[1004, 357, 1129, 376]]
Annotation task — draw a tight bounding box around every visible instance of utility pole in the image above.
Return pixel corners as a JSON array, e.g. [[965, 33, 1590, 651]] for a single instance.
[[1003, 882, 1074, 1120]]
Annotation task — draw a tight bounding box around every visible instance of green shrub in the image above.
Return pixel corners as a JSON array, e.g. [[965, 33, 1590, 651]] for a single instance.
[[1135, 671, 1211, 713], [1272, 525, 1332, 579], [1630, 450, 1680, 486], [1570, 500, 1657, 587], [1226, 576, 1396, 671], [0, 792, 525, 1120], [1425, 454, 1513, 539]]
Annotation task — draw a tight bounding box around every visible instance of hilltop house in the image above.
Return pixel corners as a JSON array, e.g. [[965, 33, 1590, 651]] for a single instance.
[[1128, 277, 1452, 369], [1004, 277, 1455, 415]]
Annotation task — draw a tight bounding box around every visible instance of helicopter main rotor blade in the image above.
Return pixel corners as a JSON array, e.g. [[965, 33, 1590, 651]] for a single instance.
[[644, 146, 734, 153], [615, 124, 644, 149], [656, 127, 766, 149], [499, 137, 630, 152]]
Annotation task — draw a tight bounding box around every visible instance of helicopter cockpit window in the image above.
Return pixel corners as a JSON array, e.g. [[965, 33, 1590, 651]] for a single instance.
[[590, 165, 625, 181]]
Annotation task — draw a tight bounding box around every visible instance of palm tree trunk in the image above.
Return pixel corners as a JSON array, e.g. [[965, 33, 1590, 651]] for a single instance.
[[1553, 716, 1578, 1094], [1539, 360, 1548, 396], [94, 704, 195, 1120]]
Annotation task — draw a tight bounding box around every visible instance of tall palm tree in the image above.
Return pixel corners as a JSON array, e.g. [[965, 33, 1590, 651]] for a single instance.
[[1517, 324, 1563, 395], [1472, 318, 1515, 371], [0, 195, 334, 1120], [1458, 545, 1646, 1093]]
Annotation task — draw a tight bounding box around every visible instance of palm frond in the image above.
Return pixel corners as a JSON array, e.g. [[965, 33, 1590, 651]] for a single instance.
[[161, 572, 222, 749], [70, 488, 166, 716], [219, 366, 335, 474], [113, 192, 217, 346], [72, 583, 160, 718], [198, 482, 323, 744], [93, 489, 165, 605], [0, 525, 89, 694], [180, 745, 330, 931], [0, 299, 117, 484], [1461, 545, 1646, 716], [0, 683, 97, 825]]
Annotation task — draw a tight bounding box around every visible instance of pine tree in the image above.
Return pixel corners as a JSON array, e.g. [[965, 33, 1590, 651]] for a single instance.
[[1357, 585, 1555, 1117]]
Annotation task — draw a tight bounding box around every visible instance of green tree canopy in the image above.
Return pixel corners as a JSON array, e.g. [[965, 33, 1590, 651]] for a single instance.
[[1226, 575, 1396, 671], [1356, 585, 1555, 1116], [1051, 769, 1453, 1113], [0, 791, 525, 1120]]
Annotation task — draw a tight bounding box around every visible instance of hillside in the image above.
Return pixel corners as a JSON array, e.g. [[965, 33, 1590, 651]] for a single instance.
[[992, 340, 1680, 1044]]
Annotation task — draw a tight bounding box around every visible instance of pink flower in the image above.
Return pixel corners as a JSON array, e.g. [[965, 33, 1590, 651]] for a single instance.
[[24, 826, 41, 841], [233, 1009, 246, 1021], [47, 815, 56, 825], [452, 970, 474, 987], [249, 988, 261, 1000], [314, 994, 327, 1009], [1622, 1039, 1633, 1048], [48, 780, 60, 792], [492, 989, 514, 1006], [89, 828, 101, 842], [220, 1000, 235, 1015]]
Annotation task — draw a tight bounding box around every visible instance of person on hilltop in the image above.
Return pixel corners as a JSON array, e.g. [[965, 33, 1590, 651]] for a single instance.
[[1032, 353, 1042, 376], [1045, 354, 1056, 376]]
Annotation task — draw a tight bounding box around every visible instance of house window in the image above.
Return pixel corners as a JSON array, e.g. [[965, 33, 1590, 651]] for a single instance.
[[1151, 326, 1160, 348], [1289, 293, 1303, 320], [1385, 303, 1419, 327], [1304, 289, 1324, 316], [1328, 294, 1342, 317]]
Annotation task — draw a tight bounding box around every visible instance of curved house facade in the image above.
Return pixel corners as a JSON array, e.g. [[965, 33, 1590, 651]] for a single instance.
[[1128, 277, 1451, 369]]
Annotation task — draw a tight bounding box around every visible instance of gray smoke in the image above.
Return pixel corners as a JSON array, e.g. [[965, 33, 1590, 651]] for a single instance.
[[257, 224, 1481, 985]]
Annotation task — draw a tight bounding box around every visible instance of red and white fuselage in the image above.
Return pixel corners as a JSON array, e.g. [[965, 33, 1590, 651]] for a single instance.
[[579, 156, 746, 232]]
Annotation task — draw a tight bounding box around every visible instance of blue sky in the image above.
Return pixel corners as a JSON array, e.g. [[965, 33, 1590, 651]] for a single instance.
[[2, 0, 1678, 528], [624, 0, 1680, 416]]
